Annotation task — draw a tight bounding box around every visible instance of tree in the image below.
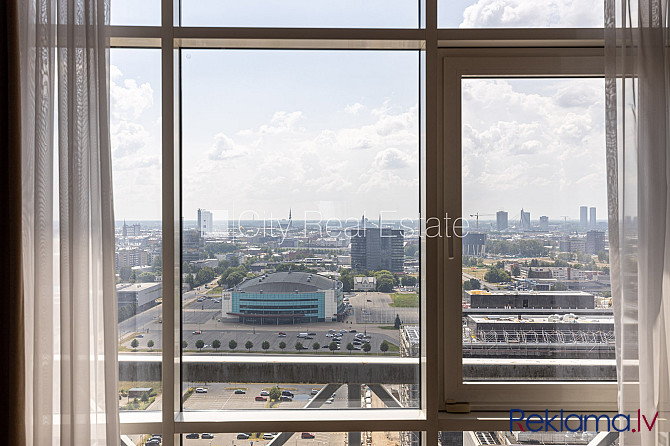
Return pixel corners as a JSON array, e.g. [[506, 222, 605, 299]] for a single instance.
[[278, 341, 286, 352], [402, 275, 417, 287], [462, 278, 480, 291], [147, 340, 154, 350], [394, 314, 402, 329], [119, 266, 133, 282], [195, 339, 205, 351], [346, 342, 354, 352], [363, 343, 372, 353], [182, 340, 188, 349], [129, 271, 137, 283], [245, 340, 253, 352], [226, 271, 245, 288], [185, 273, 195, 289], [295, 341, 304, 352], [262, 340, 270, 352], [269, 386, 281, 401], [380, 341, 389, 354], [130, 339, 139, 350], [228, 339, 237, 351], [484, 268, 511, 283], [329, 341, 338, 353], [141, 392, 149, 402], [212, 339, 221, 351], [511, 265, 521, 277], [137, 272, 156, 283], [195, 267, 216, 287]]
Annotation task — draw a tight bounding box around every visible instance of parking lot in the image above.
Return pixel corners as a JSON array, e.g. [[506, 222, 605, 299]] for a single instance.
[[180, 431, 346, 445]]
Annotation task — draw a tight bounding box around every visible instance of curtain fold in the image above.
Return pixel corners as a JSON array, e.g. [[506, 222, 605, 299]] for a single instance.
[[19, 0, 118, 444], [606, 0, 670, 444]]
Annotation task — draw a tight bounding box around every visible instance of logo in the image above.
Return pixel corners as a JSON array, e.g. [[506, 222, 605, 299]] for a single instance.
[[510, 409, 658, 433]]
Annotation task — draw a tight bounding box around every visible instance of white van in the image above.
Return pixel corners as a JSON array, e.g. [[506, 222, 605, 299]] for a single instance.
[[298, 333, 308, 338]]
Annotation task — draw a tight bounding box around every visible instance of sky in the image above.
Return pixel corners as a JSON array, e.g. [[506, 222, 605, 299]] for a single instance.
[[110, 1, 607, 223]]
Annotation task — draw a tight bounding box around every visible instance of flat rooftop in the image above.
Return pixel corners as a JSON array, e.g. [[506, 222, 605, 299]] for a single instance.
[[468, 315, 614, 324]]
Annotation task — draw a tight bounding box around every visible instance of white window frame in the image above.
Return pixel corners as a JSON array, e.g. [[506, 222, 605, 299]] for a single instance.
[[110, 0, 619, 442]]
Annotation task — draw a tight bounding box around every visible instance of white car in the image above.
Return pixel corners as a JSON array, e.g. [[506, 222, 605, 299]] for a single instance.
[[263, 433, 275, 440], [260, 390, 269, 396], [195, 387, 207, 393]]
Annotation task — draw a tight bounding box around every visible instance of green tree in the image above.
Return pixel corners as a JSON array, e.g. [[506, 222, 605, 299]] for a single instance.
[[195, 267, 216, 286], [212, 339, 221, 351], [363, 343, 372, 353], [226, 271, 246, 288], [151, 255, 162, 273], [484, 268, 511, 283], [376, 276, 395, 293], [278, 341, 286, 352], [295, 341, 304, 352], [394, 314, 402, 329], [346, 342, 354, 352], [228, 339, 237, 351], [380, 341, 389, 354], [262, 340, 270, 352], [329, 341, 338, 353], [129, 271, 137, 283], [269, 386, 281, 401], [147, 340, 154, 350], [119, 266, 132, 282], [511, 265, 521, 276], [141, 392, 149, 402], [137, 272, 156, 283], [312, 342, 320, 351], [195, 339, 205, 351], [245, 340, 253, 352], [130, 339, 139, 350], [402, 275, 417, 287], [182, 340, 188, 349], [185, 273, 195, 289], [462, 278, 480, 291]]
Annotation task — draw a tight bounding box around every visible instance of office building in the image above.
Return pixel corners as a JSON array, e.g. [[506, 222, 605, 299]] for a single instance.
[[590, 206, 597, 229], [115, 247, 150, 269], [197, 208, 213, 234], [182, 228, 205, 263], [116, 282, 162, 317], [463, 232, 487, 257], [539, 215, 549, 231], [221, 271, 344, 324], [349, 226, 404, 273], [496, 210, 508, 231], [467, 290, 595, 309], [580, 205, 588, 229], [586, 230, 606, 254], [520, 209, 531, 231]]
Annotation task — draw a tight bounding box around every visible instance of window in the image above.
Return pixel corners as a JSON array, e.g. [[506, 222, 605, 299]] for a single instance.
[[112, 1, 616, 443]]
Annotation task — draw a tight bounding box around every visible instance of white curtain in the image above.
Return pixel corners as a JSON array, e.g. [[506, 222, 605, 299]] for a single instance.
[[19, 0, 119, 444], [606, 0, 670, 444]]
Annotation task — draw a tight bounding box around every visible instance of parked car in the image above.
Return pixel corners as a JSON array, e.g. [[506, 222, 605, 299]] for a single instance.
[[148, 436, 161, 443], [278, 332, 287, 337], [192, 330, 201, 334], [281, 390, 294, 397], [260, 390, 269, 396], [301, 432, 316, 439], [279, 396, 293, 402], [234, 389, 246, 394], [349, 329, 357, 333], [255, 396, 267, 401], [135, 334, 144, 338], [201, 433, 214, 439], [195, 387, 207, 393], [263, 433, 275, 440], [236, 433, 250, 439], [185, 433, 199, 439], [311, 389, 320, 395], [146, 441, 159, 446]]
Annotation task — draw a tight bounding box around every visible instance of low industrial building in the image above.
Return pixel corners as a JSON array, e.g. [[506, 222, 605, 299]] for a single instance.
[[467, 290, 595, 309], [221, 271, 344, 324], [353, 276, 376, 291], [116, 282, 162, 315]]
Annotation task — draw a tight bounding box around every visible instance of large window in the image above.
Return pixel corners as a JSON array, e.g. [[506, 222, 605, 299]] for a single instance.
[[111, 1, 616, 444]]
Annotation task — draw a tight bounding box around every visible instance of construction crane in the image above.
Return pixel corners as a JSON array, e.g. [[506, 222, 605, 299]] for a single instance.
[[469, 213, 495, 232]]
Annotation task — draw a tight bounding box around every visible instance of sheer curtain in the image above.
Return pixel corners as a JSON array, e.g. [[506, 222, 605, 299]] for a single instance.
[[606, 0, 670, 444], [19, 0, 119, 444]]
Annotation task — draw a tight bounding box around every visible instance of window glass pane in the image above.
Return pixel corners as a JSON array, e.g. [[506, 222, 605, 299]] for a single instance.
[[461, 78, 614, 381], [182, 431, 412, 444], [180, 49, 421, 410], [122, 433, 164, 446], [438, 0, 603, 28], [111, 0, 160, 26], [180, 0, 420, 28], [438, 432, 606, 446], [111, 48, 163, 410]]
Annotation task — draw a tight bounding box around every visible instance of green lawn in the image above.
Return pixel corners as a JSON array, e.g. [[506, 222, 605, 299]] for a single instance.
[[206, 286, 222, 295], [390, 292, 419, 308]]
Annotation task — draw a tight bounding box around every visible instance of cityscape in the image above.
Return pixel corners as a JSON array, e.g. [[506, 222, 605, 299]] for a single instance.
[[117, 203, 612, 446]]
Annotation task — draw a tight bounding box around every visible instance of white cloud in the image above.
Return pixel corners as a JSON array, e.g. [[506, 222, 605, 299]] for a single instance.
[[345, 102, 365, 115], [207, 132, 245, 160], [111, 120, 150, 158], [110, 65, 154, 120], [374, 148, 412, 170], [460, 0, 602, 28]]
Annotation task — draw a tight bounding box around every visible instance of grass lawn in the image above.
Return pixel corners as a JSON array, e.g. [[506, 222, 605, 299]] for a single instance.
[[390, 292, 419, 308], [206, 286, 222, 295], [377, 325, 397, 330]]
